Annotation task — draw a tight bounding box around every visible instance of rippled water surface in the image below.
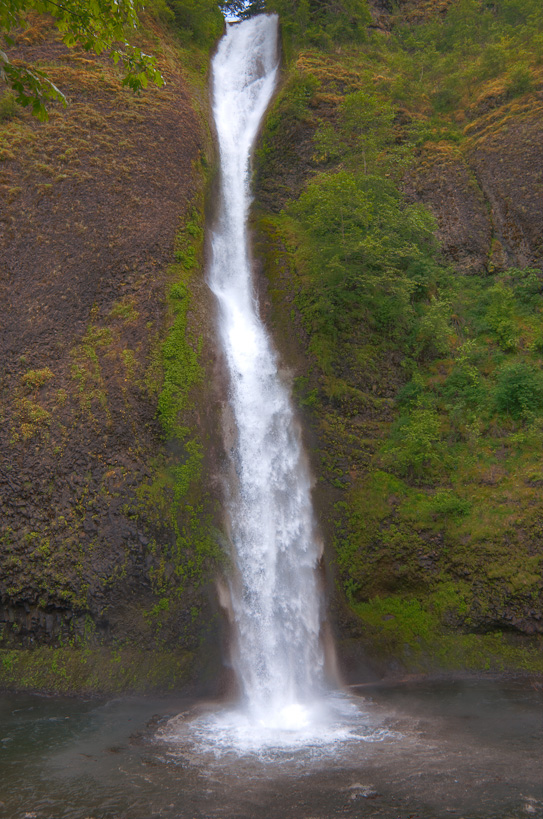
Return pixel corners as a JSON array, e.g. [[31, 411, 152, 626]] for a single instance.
[[1, 679, 542, 818]]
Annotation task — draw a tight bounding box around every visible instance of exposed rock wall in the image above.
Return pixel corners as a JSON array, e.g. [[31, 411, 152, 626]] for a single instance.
[[0, 16, 219, 670], [405, 97, 543, 276]]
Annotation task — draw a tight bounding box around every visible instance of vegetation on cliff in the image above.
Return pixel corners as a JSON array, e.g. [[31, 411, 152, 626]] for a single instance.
[[255, 0, 543, 674], [1, 0, 165, 118]]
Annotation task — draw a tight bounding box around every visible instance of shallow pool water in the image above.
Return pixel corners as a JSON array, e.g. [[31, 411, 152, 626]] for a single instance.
[[1, 678, 542, 818]]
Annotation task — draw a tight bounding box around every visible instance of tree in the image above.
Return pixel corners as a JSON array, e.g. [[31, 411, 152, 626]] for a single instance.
[[266, 0, 370, 43], [0, 0, 164, 119], [219, 0, 265, 17]]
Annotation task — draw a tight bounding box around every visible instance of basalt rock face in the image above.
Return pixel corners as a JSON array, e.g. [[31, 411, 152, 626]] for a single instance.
[[0, 16, 218, 665], [403, 146, 492, 275], [465, 102, 543, 272], [404, 96, 543, 276]]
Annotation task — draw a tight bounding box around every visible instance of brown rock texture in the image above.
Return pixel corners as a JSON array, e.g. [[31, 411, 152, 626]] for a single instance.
[[403, 145, 492, 274], [404, 95, 543, 276], [0, 17, 215, 654], [465, 99, 543, 271]]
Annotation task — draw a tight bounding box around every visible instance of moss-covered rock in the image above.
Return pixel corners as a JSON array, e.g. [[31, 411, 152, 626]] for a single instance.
[[0, 646, 196, 695], [254, 0, 543, 678]]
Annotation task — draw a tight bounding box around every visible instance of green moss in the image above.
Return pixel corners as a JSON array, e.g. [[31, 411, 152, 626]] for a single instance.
[[158, 277, 202, 437], [0, 646, 194, 695], [21, 367, 55, 390], [108, 298, 139, 323], [353, 588, 543, 673], [69, 324, 114, 418], [134, 198, 221, 598]]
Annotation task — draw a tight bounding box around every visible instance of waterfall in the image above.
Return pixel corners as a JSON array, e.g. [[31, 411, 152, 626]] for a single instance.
[[209, 15, 325, 728], [162, 14, 394, 753]]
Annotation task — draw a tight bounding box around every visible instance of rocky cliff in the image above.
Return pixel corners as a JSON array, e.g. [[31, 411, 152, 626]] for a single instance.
[[2, 0, 543, 693], [0, 13, 222, 692]]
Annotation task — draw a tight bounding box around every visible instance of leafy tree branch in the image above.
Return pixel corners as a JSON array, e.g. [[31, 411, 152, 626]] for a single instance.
[[0, 0, 163, 119]]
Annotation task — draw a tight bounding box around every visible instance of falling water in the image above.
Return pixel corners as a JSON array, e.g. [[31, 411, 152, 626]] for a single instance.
[[209, 15, 325, 730], [161, 14, 397, 754]]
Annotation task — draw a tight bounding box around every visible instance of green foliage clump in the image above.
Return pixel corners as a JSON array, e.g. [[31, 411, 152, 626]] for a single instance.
[[494, 360, 543, 420], [506, 64, 534, 96], [443, 344, 484, 411], [289, 171, 442, 348], [158, 281, 202, 437], [413, 298, 452, 361], [0, 92, 19, 122], [485, 282, 518, 351], [158, 0, 224, 44], [370, 0, 543, 121], [385, 404, 444, 481], [267, 0, 371, 49]]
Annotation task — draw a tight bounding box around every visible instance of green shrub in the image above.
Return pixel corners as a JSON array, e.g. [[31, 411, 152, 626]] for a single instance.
[[385, 404, 444, 481], [340, 90, 396, 174], [283, 73, 321, 121], [164, 0, 223, 43], [146, 0, 175, 22], [289, 171, 442, 349], [429, 490, 471, 518], [485, 283, 518, 351], [444, 362, 484, 411], [413, 298, 452, 361], [507, 267, 543, 307], [313, 120, 345, 164], [494, 360, 543, 420], [268, 0, 371, 45], [480, 43, 508, 78], [396, 375, 425, 407], [506, 64, 534, 96], [432, 86, 462, 113]]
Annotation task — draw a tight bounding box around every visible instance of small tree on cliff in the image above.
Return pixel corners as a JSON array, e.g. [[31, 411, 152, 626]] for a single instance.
[[0, 0, 164, 119]]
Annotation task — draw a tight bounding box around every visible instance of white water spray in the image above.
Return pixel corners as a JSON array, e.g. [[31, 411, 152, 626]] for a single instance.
[[209, 15, 325, 729]]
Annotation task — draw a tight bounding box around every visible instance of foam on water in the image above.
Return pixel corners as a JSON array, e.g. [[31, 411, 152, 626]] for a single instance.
[[162, 693, 397, 759]]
